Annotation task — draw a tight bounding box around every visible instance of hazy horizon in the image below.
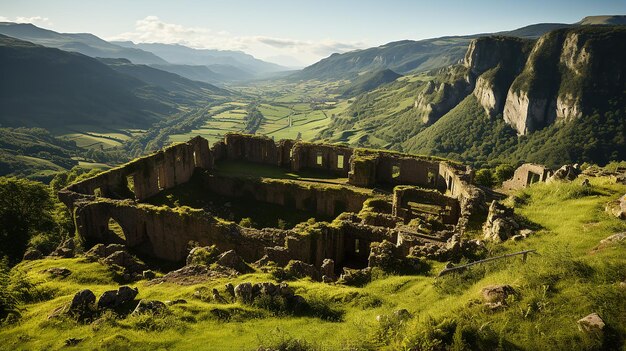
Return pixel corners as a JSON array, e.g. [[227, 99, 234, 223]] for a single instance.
[[2, 0, 625, 66]]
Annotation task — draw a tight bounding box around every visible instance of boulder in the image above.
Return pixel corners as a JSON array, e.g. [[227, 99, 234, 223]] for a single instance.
[[103, 251, 146, 274], [320, 259, 335, 280], [186, 245, 220, 266], [285, 260, 320, 281], [142, 270, 156, 280], [131, 299, 167, 315], [85, 244, 106, 259], [599, 232, 626, 246], [50, 238, 75, 258], [225, 283, 235, 299], [368, 240, 396, 270], [215, 250, 252, 273], [66, 289, 96, 320], [234, 282, 253, 303], [97, 286, 138, 309], [605, 194, 626, 220], [23, 248, 43, 260], [338, 267, 372, 286], [577, 313, 605, 335], [483, 201, 519, 242], [481, 284, 516, 304], [212, 288, 227, 304]]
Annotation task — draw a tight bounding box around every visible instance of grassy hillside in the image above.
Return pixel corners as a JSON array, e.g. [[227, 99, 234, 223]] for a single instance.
[[404, 95, 625, 168], [0, 35, 173, 129], [339, 69, 402, 98], [0, 177, 623, 350]]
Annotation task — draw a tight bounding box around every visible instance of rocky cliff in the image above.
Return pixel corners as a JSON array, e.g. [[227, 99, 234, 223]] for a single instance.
[[504, 26, 626, 134], [413, 36, 531, 124]]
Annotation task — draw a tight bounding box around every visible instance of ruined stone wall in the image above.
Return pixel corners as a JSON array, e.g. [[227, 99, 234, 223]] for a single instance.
[[219, 133, 284, 166], [502, 163, 552, 191], [392, 186, 461, 225], [60, 137, 212, 208], [72, 199, 285, 262], [198, 172, 371, 218], [291, 142, 353, 176]]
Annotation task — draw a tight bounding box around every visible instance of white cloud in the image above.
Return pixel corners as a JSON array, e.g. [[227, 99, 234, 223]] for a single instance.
[[0, 16, 52, 26], [109, 16, 366, 65]]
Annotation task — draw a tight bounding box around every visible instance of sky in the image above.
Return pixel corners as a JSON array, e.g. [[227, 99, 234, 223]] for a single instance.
[[1, 0, 625, 67]]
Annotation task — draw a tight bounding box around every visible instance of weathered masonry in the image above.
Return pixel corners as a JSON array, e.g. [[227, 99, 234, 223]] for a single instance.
[[59, 134, 483, 271], [502, 163, 552, 191]]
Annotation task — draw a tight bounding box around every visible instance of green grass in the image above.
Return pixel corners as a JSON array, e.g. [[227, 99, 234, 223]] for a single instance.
[[1, 176, 625, 350]]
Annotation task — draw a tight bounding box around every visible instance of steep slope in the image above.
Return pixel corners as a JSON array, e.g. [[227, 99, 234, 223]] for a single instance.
[[503, 26, 626, 134], [0, 22, 167, 64], [0, 35, 172, 129], [339, 69, 402, 97], [100, 58, 231, 103], [293, 22, 569, 80], [113, 41, 286, 76], [149, 64, 223, 84]]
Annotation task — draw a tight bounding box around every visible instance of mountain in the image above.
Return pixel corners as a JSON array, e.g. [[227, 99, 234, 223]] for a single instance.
[[0, 22, 167, 64], [578, 15, 626, 25], [148, 64, 223, 84], [339, 69, 402, 98], [0, 35, 178, 129], [112, 41, 287, 77], [293, 22, 580, 80], [99, 58, 231, 103], [318, 25, 626, 168]]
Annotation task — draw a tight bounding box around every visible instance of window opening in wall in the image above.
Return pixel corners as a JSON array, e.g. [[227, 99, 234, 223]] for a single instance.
[[527, 172, 541, 185], [108, 218, 126, 242], [427, 169, 436, 186], [289, 149, 294, 158], [354, 239, 360, 253], [337, 154, 344, 169], [392, 165, 401, 180], [193, 151, 197, 166], [126, 175, 135, 198], [316, 153, 323, 166], [93, 187, 102, 197]]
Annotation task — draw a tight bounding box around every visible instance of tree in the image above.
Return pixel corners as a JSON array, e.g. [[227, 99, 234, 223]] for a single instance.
[[474, 169, 494, 187], [494, 164, 515, 184], [0, 177, 55, 264]]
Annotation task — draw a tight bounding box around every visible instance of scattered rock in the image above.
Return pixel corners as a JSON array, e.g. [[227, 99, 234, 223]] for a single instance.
[[44, 267, 71, 278], [85, 243, 106, 259], [581, 178, 591, 187], [481, 284, 516, 304], [225, 283, 235, 300], [66, 289, 96, 320], [147, 264, 236, 286], [212, 288, 227, 303], [50, 238, 75, 258], [142, 270, 156, 280], [600, 232, 626, 245], [23, 248, 43, 260], [186, 245, 220, 266], [320, 259, 335, 280], [131, 299, 167, 315], [215, 250, 252, 273], [578, 313, 605, 335], [520, 229, 534, 238], [64, 338, 83, 346], [97, 286, 138, 309], [605, 194, 626, 220], [164, 299, 187, 306], [234, 282, 253, 303], [338, 267, 372, 286], [285, 260, 320, 281], [548, 164, 581, 182], [103, 250, 146, 274], [393, 309, 411, 321], [483, 201, 519, 242]]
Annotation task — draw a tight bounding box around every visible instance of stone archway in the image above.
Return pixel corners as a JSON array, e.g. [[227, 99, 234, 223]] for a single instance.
[[107, 217, 127, 244]]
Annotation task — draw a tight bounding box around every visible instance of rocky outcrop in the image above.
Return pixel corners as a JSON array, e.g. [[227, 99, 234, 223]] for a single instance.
[[605, 195, 626, 220], [97, 286, 138, 309], [578, 313, 605, 335], [414, 79, 471, 124], [503, 27, 626, 134], [547, 164, 581, 182], [132, 299, 168, 316], [483, 201, 519, 242], [481, 284, 516, 310]]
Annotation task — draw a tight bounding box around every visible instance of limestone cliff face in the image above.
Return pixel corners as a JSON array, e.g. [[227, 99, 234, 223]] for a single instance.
[[503, 27, 626, 134], [414, 79, 470, 124], [466, 37, 531, 117]]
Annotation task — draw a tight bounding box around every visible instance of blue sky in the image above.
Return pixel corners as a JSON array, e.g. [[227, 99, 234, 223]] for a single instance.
[[2, 0, 624, 66]]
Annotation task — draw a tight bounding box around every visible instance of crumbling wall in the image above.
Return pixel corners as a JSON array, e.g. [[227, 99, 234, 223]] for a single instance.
[[59, 137, 212, 208], [392, 186, 461, 225], [291, 142, 353, 176], [72, 199, 284, 262], [220, 133, 282, 166], [199, 173, 371, 218], [502, 163, 552, 190]]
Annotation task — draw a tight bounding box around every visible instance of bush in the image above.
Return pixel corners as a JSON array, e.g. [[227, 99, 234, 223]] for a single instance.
[[474, 169, 494, 187]]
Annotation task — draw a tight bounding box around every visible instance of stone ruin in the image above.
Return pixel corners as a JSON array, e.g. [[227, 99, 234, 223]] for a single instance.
[[59, 133, 484, 275]]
